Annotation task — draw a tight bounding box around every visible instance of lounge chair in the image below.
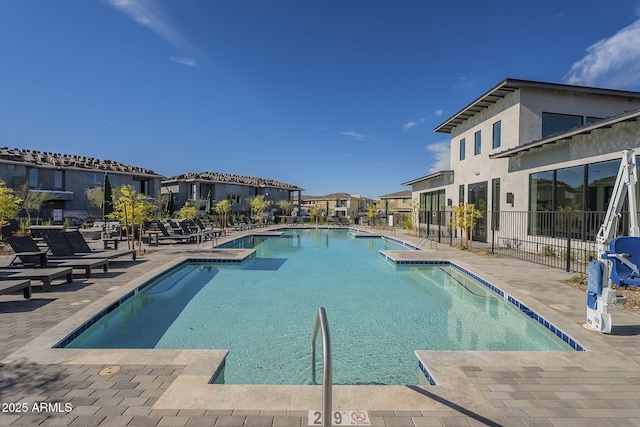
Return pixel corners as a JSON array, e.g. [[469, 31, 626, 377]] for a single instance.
[[7, 236, 49, 267], [154, 221, 196, 243], [44, 231, 136, 262], [192, 219, 224, 241], [606, 236, 640, 288], [8, 235, 109, 278], [62, 231, 137, 261], [0, 279, 31, 299], [0, 267, 73, 291]]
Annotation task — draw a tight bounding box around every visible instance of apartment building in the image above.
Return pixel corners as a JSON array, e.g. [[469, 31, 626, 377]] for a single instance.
[[404, 78, 640, 242], [161, 172, 303, 215], [300, 193, 375, 220], [0, 147, 162, 222]]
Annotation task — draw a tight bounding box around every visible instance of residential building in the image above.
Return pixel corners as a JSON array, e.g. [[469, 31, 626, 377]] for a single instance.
[[161, 172, 303, 215], [300, 193, 375, 220], [378, 190, 412, 222], [403, 78, 640, 243], [0, 147, 162, 223]]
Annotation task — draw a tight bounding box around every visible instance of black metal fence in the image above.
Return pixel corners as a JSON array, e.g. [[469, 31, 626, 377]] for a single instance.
[[421, 210, 632, 274]]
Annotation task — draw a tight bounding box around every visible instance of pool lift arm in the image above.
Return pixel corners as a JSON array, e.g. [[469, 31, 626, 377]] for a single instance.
[[585, 149, 639, 333]]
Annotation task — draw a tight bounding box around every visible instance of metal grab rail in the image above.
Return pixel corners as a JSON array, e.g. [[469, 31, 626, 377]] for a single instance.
[[311, 307, 332, 427]]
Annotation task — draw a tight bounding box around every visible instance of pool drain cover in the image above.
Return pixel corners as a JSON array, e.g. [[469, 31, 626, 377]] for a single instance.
[[99, 365, 121, 376]]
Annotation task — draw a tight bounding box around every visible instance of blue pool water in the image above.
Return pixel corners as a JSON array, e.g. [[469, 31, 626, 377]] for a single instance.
[[64, 229, 575, 385]]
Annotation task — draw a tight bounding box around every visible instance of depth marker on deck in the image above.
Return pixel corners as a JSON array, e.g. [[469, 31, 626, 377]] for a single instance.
[[308, 410, 370, 426]]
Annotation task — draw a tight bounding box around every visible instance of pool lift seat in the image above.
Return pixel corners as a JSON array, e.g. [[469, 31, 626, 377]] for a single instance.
[[604, 236, 640, 289]]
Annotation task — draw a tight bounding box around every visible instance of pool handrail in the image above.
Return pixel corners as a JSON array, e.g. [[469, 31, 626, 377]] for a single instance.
[[311, 306, 332, 427]]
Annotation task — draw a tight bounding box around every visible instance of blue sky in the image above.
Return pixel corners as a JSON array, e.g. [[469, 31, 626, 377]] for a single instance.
[[1, 1, 640, 199]]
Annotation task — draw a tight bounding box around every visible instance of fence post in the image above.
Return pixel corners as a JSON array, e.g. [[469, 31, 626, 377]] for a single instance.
[[566, 212, 571, 272], [491, 211, 495, 253]]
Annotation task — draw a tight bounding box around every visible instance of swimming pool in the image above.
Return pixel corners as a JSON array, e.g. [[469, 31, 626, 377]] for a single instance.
[[62, 229, 578, 385]]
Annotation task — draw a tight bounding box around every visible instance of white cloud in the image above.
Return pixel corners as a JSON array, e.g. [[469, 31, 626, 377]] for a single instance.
[[564, 19, 640, 89], [105, 0, 192, 50], [426, 140, 450, 173], [170, 56, 197, 67], [434, 109, 443, 116], [341, 131, 369, 141], [402, 117, 427, 131], [403, 121, 417, 130]]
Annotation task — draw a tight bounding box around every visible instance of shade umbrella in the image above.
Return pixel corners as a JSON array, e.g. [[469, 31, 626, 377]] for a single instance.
[[166, 191, 175, 217], [205, 190, 213, 216], [102, 174, 113, 219]]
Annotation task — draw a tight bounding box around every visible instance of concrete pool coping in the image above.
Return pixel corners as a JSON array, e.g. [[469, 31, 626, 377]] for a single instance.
[[2, 232, 622, 413]]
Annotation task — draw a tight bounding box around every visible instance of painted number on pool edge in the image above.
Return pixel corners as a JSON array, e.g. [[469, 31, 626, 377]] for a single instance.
[[308, 410, 370, 426]]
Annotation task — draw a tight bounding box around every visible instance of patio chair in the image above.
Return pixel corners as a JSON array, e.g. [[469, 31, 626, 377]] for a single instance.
[[7, 236, 49, 267], [154, 221, 196, 243], [8, 235, 109, 277], [64, 230, 136, 261], [44, 231, 136, 262], [0, 267, 73, 291], [606, 236, 640, 288], [0, 279, 31, 299]]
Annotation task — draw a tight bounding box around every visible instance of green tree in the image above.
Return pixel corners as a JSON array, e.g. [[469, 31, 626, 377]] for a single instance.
[[178, 200, 197, 220], [250, 195, 271, 223], [214, 199, 232, 229], [17, 183, 55, 225], [108, 185, 155, 250], [367, 205, 377, 227], [0, 181, 22, 228], [409, 198, 425, 236], [277, 200, 293, 216], [451, 203, 483, 249], [309, 203, 324, 225]]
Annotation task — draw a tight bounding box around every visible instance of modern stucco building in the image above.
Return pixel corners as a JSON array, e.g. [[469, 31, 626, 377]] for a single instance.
[[403, 78, 640, 244], [160, 172, 303, 215], [0, 147, 163, 222]]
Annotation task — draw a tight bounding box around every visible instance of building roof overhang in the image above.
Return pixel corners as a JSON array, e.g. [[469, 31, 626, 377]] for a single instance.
[[489, 107, 640, 159], [434, 78, 640, 134], [401, 170, 453, 186]]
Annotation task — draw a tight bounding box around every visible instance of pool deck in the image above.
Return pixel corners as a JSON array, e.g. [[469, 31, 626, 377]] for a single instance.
[[1, 226, 639, 426]]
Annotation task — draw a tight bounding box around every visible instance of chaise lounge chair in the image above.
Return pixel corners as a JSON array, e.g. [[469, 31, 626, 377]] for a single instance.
[[8, 235, 109, 278], [606, 236, 640, 288], [0, 267, 73, 291], [0, 279, 32, 299], [44, 231, 136, 262], [64, 231, 137, 261], [154, 221, 196, 243]]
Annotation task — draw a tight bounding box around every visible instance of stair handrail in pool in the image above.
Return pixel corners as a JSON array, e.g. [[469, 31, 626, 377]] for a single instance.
[[311, 306, 332, 427]]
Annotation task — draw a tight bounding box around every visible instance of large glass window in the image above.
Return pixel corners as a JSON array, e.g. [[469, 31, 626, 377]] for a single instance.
[[491, 178, 500, 231], [474, 131, 481, 155], [587, 159, 618, 212], [85, 172, 104, 185], [556, 166, 584, 211], [133, 179, 148, 195], [419, 189, 445, 225], [542, 112, 583, 138], [29, 168, 38, 188], [528, 159, 639, 239], [54, 171, 63, 189], [459, 138, 465, 160], [530, 171, 554, 212], [458, 185, 465, 204], [492, 121, 501, 149]]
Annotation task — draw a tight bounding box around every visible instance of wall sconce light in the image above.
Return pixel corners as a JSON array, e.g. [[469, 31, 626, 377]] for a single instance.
[[506, 192, 514, 207], [447, 198, 452, 206], [474, 171, 480, 176]]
